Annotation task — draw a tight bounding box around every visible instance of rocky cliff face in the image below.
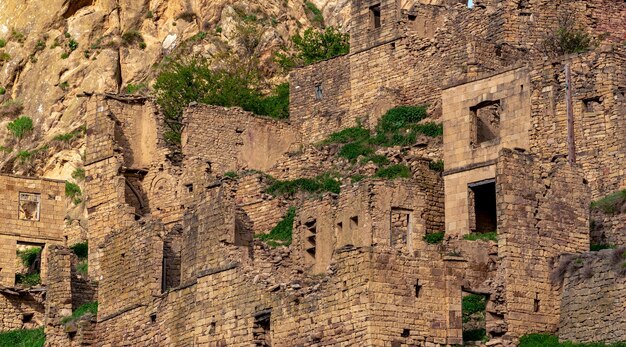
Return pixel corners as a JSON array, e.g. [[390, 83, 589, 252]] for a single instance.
[[0, 0, 349, 179]]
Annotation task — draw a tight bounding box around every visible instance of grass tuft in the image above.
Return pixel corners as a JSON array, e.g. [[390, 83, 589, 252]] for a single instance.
[[424, 231, 445, 244], [374, 164, 411, 179], [256, 207, 296, 247], [0, 327, 45, 347], [61, 302, 98, 324], [591, 189, 626, 215], [266, 173, 340, 196], [464, 231, 497, 242]]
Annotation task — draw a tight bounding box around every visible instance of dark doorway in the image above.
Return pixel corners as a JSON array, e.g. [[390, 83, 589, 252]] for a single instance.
[[469, 180, 497, 233]]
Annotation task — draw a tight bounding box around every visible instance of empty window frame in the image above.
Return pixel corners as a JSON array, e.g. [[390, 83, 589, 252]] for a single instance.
[[370, 4, 381, 29], [470, 100, 501, 146], [304, 219, 317, 261], [350, 216, 359, 231], [468, 180, 497, 234], [253, 310, 272, 346], [315, 84, 323, 100], [19, 193, 41, 221], [583, 96, 601, 113], [391, 208, 412, 247]]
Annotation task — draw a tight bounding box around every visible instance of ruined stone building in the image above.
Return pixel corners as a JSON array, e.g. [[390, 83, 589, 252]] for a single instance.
[[0, 0, 625, 346]]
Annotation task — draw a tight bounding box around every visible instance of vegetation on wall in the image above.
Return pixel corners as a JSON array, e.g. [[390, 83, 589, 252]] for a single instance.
[[18, 247, 41, 268], [65, 181, 82, 205], [519, 333, 626, 347], [0, 327, 45, 347], [154, 58, 290, 144], [266, 173, 340, 196], [464, 231, 498, 242], [542, 15, 596, 56], [256, 207, 296, 247], [590, 189, 626, 215], [423, 231, 445, 244], [275, 27, 349, 69], [61, 302, 98, 324]]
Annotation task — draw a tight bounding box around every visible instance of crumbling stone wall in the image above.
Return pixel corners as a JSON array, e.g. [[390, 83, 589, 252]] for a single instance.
[[529, 47, 626, 199], [497, 149, 590, 340], [0, 175, 66, 286], [591, 212, 626, 248], [0, 289, 45, 332], [85, 94, 182, 279], [558, 249, 626, 343], [182, 105, 298, 175]]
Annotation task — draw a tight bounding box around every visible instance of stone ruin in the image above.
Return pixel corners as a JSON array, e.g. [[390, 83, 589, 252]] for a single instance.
[[1, 0, 626, 346]]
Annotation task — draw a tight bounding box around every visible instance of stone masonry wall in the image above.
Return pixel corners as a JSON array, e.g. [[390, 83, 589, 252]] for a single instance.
[[442, 67, 531, 237], [558, 249, 626, 343], [0, 175, 66, 286], [182, 105, 298, 176], [529, 48, 626, 199], [497, 149, 590, 341]]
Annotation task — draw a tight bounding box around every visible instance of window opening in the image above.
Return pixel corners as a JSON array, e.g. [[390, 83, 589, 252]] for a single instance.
[[370, 4, 381, 28], [19, 193, 41, 221]]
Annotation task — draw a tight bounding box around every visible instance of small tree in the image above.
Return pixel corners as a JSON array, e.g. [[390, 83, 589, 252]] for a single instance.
[[542, 14, 595, 57], [7, 116, 33, 139], [275, 27, 349, 69]]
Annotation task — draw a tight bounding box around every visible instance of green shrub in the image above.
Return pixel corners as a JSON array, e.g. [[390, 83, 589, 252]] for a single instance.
[[413, 122, 443, 137], [146, 11, 154, 19], [121, 30, 145, 47], [256, 207, 296, 246], [0, 39, 5, 48], [16, 150, 32, 162], [462, 294, 486, 322], [126, 83, 147, 94], [322, 127, 370, 144], [275, 27, 349, 69], [590, 244, 615, 252], [35, 40, 46, 51], [542, 16, 596, 57], [463, 328, 486, 342], [76, 260, 88, 276], [15, 273, 41, 287], [305, 1, 324, 25], [61, 302, 98, 324], [350, 174, 365, 183], [374, 164, 411, 179], [266, 173, 340, 196], [0, 87, 5, 95], [65, 181, 82, 204], [59, 81, 69, 90], [7, 116, 33, 139], [0, 327, 45, 347], [72, 168, 86, 180], [70, 242, 88, 259], [360, 154, 389, 166], [424, 231, 445, 244], [54, 130, 79, 142], [0, 52, 11, 61], [11, 30, 25, 43], [68, 39, 78, 51], [17, 247, 41, 267], [154, 58, 290, 144], [339, 141, 374, 161], [377, 106, 428, 133], [464, 232, 498, 242], [591, 189, 626, 215], [0, 146, 11, 153], [60, 52, 69, 59], [224, 171, 238, 178], [429, 160, 444, 172]]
